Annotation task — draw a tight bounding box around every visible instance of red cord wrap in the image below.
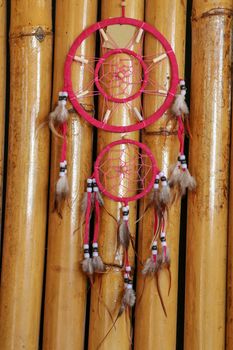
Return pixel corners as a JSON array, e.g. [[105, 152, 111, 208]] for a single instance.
[[93, 192, 100, 243], [84, 191, 92, 245], [61, 122, 68, 162], [177, 116, 184, 154]]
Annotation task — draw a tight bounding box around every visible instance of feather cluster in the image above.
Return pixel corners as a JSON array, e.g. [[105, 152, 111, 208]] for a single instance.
[[142, 255, 162, 275], [49, 92, 69, 137], [92, 255, 105, 273], [171, 80, 189, 117], [54, 172, 69, 215], [81, 257, 94, 275], [118, 220, 130, 250], [169, 157, 196, 196], [119, 285, 136, 316]]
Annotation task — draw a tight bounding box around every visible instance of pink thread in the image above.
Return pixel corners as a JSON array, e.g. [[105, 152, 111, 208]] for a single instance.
[[93, 193, 100, 243], [94, 48, 148, 103], [84, 192, 92, 245], [64, 16, 179, 133], [94, 139, 158, 203]]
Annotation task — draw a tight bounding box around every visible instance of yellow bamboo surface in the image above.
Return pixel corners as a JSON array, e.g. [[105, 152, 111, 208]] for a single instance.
[[184, 1, 233, 349], [227, 99, 233, 349], [0, 1, 52, 349], [134, 1, 187, 350], [43, 1, 97, 350], [0, 0, 6, 235], [88, 1, 144, 349]]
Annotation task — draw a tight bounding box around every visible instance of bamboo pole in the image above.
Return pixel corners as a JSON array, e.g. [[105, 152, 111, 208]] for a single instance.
[[43, 1, 97, 350], [88, 1, 144, 349], [0, 0, 6, 237], [227, 99, 233, 349], [227, 92, 233, 349], [184, 1, 232, 349], [0, 2, 52, 349], [134, 1, 187, 349]]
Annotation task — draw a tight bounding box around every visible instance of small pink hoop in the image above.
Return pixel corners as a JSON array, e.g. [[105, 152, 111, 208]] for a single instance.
[[64, 16, 179, 133], [94, 48, 148, 103], [94, 139, 158, 204]]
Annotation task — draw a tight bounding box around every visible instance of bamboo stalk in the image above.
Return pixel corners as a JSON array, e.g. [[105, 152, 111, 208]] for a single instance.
[[88, 1, 144, 349], [0, 0, 6, 237], [227, 92, 233, 350], [227, 98, 233, 349], [0, 1, 52, 349], [184, 1, 232, 349], [43, 1, 97, 350], [134, 1, 187, 349]]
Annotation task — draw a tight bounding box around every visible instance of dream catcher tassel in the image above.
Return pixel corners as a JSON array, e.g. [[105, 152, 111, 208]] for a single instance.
[[179, 154, 196, 196], [49, 91, 69, 137], [92, 178, 105, 273], [54, 122, 69, 216], [81, 178, 94, 276], [120, 264, 136, 315], [142, 241, 161, 275], [171, 80, 189, 117], [118, 206, 130, 250], [169, 115, 196, 195], [159, 172, 171, 206], [159, 230, 171, 296]]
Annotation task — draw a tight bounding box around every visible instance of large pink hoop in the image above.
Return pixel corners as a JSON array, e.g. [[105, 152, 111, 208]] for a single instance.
[[94, 48, 148, 103], [64, 17, 179, 133], [94, 139, 158, 204]]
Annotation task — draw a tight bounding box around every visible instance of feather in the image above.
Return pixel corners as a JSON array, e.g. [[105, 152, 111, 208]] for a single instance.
[[81, 257, 94, 275], [81, 192, 88, 213], [118, 220, 130, 250], [119, 286, 136, 316], [159, 184, 171, 206], [54, 175, 69, 215], [92, 255, 106, 272], [180, 169, 196, 196], [171, 94, 189, 116], [49, 103, 69, 123], [168, 163, 182, 187], [96, 191, 104, 206], [142, 256, 162, 275]]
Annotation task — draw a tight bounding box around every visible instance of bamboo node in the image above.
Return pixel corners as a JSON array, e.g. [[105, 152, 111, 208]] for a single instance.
[[35, 27, 46, 42]]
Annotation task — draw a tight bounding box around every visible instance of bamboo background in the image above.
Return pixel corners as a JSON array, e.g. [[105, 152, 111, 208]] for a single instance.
[[0, 1, 232, 350]]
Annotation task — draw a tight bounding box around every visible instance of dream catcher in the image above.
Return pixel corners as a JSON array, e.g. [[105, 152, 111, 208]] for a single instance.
[[49, 0, 196, 327]]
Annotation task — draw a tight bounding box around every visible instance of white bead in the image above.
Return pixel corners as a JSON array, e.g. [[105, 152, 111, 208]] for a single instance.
[[180, 154, 186, 160], [182, 163, 187, 170], [122, 206, 129, 212], [161, 180, 168, 187], [93, 252, 98, 257], [152, 250, 157, 256], [84, 253, 90, 258], [125, 266, 131, 272], [160, 232, 166, 238], [153, 183, 159, 189], [92, 242, 98, 248], [161, 241, 167, 247], [84, 244, 89, 249], [156, 174, 160, 180], [180, 80, 185, 86], [87, 178, 93, 184], [127, 283, 133, 289]]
